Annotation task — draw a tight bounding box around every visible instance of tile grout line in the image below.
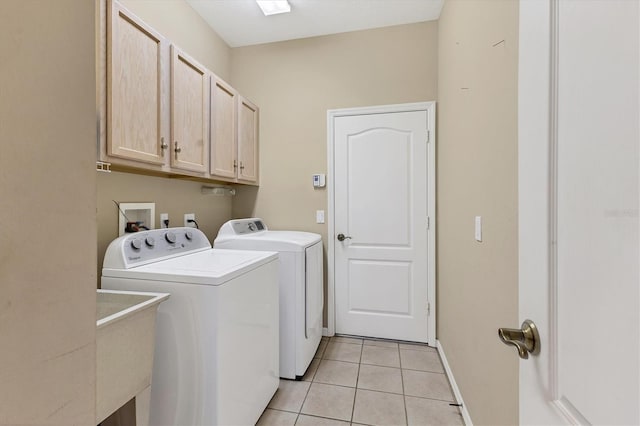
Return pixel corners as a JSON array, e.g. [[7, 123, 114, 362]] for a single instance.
[[349, 338, 364, 424], [321, 358, 362, 365], [298, 412, 357, 424], [402, 367, 446, 374], [399, 340, 409, 426], [298, 380, 313, 415], [297, 341, 323, 422]]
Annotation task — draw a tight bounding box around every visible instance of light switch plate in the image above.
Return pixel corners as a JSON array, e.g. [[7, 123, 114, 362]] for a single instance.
[[316, 210, 325, 224], [475, 216, 482, 242]]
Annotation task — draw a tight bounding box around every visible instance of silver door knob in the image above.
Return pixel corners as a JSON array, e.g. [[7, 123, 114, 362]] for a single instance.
[[498, 319, 540, 359], [337, 233, 352, 242]]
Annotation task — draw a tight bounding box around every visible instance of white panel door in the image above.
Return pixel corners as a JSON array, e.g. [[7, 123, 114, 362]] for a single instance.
[[332, 104, 435, 343], [518, 0, 639, 424]]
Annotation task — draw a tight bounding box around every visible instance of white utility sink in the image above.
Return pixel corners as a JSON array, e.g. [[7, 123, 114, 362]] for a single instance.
[[96, 289, 169, 425]]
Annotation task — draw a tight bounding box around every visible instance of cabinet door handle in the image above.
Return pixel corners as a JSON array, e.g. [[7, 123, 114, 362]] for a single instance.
[[174, 142, 181, 154], [239, 161, 245, 171], [233, 160, 238, 169], [160, 137, 168, 150]]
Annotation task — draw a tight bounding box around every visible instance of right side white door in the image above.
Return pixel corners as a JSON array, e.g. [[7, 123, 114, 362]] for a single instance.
[[332, 105, 435, 344], [518, 0, 639, 424]]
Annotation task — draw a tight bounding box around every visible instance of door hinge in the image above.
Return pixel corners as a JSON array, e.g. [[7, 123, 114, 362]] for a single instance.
[[426, 130, 430, 143], [427, 216, 430, 230], [427, 302, 431, 315]]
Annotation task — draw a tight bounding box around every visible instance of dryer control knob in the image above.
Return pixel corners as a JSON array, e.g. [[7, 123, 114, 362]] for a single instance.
[[165, 231, 177, 244], [145, 237, 155, 247], [130, 238, 142, 250], [185, 231, 193, 241]]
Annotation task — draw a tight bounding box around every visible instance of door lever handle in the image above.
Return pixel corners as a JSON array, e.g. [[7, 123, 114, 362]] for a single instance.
[[498, 319, 540, 359], [337, 233, 352, 242]]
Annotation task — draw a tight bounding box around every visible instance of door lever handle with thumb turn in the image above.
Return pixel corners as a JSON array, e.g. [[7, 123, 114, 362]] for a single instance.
[[498, 319, 540, 359]]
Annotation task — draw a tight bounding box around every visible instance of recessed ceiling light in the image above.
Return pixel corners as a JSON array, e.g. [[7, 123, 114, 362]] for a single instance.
[[256, 0, 291, 16]]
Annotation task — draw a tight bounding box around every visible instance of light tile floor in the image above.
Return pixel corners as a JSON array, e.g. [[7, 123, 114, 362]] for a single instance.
[[257, 336, 464, 426]]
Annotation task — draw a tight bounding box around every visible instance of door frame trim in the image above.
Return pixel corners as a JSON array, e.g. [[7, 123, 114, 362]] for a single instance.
[[326, 101, 436, 346]]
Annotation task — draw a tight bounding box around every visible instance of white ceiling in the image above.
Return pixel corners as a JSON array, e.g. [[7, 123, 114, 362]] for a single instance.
[[186, 0, 443, 48]]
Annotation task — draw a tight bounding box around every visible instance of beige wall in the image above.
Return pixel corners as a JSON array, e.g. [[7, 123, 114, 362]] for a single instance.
[[230, 22, 438, 322], [97, 0, 234, 276], [437, 1, 519, 424], [118, 0, 231, 80], [0, 0, 97, 423]]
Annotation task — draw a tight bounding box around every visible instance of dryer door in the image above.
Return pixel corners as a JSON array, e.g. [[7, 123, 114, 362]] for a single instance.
[[305, 241, 324, 338]]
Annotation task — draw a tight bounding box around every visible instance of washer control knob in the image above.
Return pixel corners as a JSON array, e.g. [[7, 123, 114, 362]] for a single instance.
[[145, 236, 155, 247], [165, 231, 177, 244], [130, 238, 142, 250], [185, 231, 193, 241]]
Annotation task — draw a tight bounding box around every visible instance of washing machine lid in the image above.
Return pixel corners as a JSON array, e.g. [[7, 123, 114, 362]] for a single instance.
[[102, 248, 278, 286], [215, 218, 322, 251]]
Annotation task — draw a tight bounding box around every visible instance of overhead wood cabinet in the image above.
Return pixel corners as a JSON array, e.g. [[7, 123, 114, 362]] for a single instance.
[[237, 97, 259, 184], [210, 77, 238, 180], [170, 46, 209, 174], [210, 85, 260, 185], [107, 0, 167, 166], [101, 0, 260, 184]]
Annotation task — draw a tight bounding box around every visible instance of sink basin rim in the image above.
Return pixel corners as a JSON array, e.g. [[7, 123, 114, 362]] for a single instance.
[[97, 289, 170, 329]]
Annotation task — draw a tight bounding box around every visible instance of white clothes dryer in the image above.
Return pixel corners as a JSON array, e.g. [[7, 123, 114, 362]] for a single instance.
[[101, 227, 279, 426], [214, 218, 323, 380]]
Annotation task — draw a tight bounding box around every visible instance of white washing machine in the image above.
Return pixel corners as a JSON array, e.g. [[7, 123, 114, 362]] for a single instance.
[[214, 218, 323, 380], [101, 227, 279, 426]]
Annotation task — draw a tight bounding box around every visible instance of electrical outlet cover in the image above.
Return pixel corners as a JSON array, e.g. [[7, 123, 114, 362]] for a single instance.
[[184, 213, 196, 227], [160, 213, 169, 228]]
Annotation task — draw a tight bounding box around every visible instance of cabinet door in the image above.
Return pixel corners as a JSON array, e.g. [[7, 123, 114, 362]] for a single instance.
[[210, 78, 238, 179], [237, 96, 259, 184], [107, 0, 166, 165], [170, 45, 208, 174]]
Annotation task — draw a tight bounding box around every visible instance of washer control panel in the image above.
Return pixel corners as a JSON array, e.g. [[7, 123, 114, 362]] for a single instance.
[[103, 227, 211, 269]]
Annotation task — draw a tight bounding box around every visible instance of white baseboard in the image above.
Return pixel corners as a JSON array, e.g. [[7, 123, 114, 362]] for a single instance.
[[322, 327, 331, 337], [436, 340, 473, 426]]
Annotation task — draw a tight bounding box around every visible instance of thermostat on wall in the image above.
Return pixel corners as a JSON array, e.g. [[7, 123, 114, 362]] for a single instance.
[[313, 174, 326, 188]]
